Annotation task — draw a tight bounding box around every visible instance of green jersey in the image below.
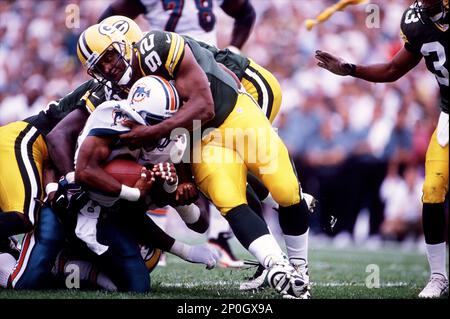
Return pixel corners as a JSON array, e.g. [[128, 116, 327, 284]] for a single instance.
[[400, 6, 449, 113], [24, 80, 125, 136], [134, 30, 239, 128], [194, 39, 250, 80]]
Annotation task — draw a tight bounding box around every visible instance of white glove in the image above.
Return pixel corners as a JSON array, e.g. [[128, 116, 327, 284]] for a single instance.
[[170, 241, 220, 269]]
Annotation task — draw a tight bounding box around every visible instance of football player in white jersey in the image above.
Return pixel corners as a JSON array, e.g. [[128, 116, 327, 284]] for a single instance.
[[98, 0, 255, 49], [71, 76, 220, 292]]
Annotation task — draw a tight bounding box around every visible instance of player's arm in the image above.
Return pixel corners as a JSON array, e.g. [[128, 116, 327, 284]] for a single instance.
[[315, 46, 422, 82], [220, 0, 256, 50], [97, 0, 146, 22], [121, 45, 214, 146], [137, 212, 218, 269], [158, 45, 215, 134], [46, 108, 89, 177], [76, 135, 152, 199]]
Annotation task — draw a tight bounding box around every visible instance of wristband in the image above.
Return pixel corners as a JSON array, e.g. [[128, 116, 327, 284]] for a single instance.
[[45, 182, 58, 195], [66, 171, 75, 184], [348, 63, 356, 76], [119, 185, 140, 201]]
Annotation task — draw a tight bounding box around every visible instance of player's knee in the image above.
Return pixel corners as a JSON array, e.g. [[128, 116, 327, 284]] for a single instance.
[[270, 181, 300, 207], [117, 255, 151, 293], [422, 179, 448, 203], [208, 186, 246, 215]]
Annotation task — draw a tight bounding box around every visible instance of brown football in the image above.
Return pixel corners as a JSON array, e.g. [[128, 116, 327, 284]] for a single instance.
[[103, 158, 143, 187]]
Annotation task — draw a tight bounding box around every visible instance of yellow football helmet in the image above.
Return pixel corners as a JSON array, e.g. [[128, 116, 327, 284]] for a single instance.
[[100, 15, 144, 44], [77, 23, 134, 88]]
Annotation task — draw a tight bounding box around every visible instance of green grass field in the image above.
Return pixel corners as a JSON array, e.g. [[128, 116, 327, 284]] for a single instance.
[[0, 242, 437, 299]]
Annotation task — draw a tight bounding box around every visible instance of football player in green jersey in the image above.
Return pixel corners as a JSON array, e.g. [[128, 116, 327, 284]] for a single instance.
[[315, 0, 449, 298], [77, 20, 313, 298]]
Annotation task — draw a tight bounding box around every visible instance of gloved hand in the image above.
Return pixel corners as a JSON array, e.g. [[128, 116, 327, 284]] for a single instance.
[[51, 175, 86, 218], [170, 241, 220, 269]]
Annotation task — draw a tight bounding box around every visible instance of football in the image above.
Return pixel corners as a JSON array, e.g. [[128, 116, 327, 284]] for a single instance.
[[103, 158, 143, 187]]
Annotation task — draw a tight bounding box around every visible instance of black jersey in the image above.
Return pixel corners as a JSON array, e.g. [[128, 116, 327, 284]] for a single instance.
[[134, 30, 239, 128], [400, 6, 449, 113], [24, 80, 126, 136]]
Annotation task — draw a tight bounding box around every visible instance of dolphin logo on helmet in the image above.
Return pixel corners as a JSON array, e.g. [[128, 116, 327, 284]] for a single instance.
[[127, 75, 181, 126]]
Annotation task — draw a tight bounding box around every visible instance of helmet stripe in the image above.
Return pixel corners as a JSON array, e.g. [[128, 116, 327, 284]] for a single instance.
[[78, 32, 93, 62], [158, 77, 178, 112], [77, 34, 89, 62], [153, 76, 171, 113], [82, 32, 93, 55]]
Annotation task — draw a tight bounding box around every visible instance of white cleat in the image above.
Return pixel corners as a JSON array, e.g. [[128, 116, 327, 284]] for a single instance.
[[282, 290, 311, 299], [266, 259, 307, 298], [239, 265, 268, 291], [418, 273, 449, 298], [290, 258, 311, 298]]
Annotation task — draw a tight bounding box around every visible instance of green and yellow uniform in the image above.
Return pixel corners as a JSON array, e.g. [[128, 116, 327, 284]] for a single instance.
[[0, 79, 115, 224], [135, 31, 300, 214], [196, 39, 282, 123], [401, 6, 449, 203]]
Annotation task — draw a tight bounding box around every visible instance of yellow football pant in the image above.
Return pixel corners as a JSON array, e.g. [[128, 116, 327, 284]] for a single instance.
[[241, 59, 282, 123], [422, 128, 449, 203], [0, 121, 47, 225], [192, 93, 300, 214]]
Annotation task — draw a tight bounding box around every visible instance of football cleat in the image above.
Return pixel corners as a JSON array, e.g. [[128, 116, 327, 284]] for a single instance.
[[265, 260, 307, 298], [290, 258, 311, 295], [207, 232, 244, 268], [282, 290, 311, 299], [239, 264, 269, 291], [418, 273, 449, 298]]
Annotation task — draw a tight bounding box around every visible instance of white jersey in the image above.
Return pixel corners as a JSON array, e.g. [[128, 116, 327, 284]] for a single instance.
[[74, 100, 186, 206], [139, 0, 224, 46]]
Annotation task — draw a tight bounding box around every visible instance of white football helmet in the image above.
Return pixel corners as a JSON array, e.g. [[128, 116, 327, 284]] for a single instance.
[[127, 75, 181, 125]]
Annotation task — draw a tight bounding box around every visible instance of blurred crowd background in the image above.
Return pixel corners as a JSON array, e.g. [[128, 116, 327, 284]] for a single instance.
[[0, 0, 446, 249]]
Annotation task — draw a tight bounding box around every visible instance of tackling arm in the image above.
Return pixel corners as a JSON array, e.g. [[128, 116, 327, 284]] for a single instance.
[[46, 108, 89, 176], [221, 0, 256, 50], [122, 46, 214, 145], [75, 135, 120, 195], [160, 46, 215, 134]]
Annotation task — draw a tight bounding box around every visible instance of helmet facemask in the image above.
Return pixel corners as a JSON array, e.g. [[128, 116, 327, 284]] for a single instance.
[[87, 40, 134, 93], [414, 0, 449, 24]]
